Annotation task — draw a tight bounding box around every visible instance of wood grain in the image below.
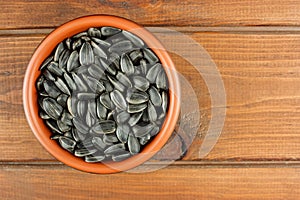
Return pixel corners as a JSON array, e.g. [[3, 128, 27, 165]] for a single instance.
[[1, 164, 300, 199], [1, 0, 300, 29], [1, 31, 300, 162]]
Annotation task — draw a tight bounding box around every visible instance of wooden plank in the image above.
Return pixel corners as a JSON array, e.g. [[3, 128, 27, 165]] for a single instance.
[[1, 164, 300, 199], [1, 0, 300, 29], [1, 31, 300, 161]]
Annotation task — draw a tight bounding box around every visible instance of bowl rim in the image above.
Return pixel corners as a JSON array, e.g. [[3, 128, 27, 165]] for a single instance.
[[23, 15, 180, 174]]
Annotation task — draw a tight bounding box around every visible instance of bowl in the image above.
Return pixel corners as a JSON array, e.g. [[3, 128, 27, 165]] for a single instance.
[[23, 15, 180, 174]]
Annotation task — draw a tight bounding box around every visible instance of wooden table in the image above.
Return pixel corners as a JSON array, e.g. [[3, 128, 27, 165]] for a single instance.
[[1, 1, 300, 199]]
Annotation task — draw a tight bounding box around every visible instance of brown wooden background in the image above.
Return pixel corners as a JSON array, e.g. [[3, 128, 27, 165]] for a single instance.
[[1, 0, 300, 199]]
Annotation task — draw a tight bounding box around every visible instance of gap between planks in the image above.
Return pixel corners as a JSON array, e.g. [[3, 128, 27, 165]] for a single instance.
[[2, 26, 300, 36], [1, 161, 300, 168]]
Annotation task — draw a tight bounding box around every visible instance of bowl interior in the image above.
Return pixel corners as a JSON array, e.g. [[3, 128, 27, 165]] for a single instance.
[[23, 15, 180, 173]]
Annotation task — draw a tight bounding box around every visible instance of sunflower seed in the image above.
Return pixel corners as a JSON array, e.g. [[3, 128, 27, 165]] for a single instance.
[[51, 135, 61, 140], [116, 111, 130, 124], [147, 101, 158, 122], [61, 110, 73, 126], [54, 77, 70, 95], [104, 143, 126, 156], [112, 152, 131, 162], [126, 91, 149, 104], [36, 76, 45, 91], [46, 119, 62, 134], [156, 70, 167, 90], [79, 42, 94, 66], [109, 52, 121, 70], [67, 51, 80, 72], [129, 49, 143, 64], [57, 120, 71, 132], [71, 73, 88, 92], [59, 136, 76, 153], [139, 134, 151, 145], [74, 147, 97, 157], [101, 26, 121, 37], [120, 54, 134, 75], [108, 40, 133, 53], [107, 75, 125, 92], [42, 97, 63, 119], [128, 134, 140, 154], [115, 124, 130, 143], [142, 109, 150, 122], [103, 134, 118, 143], [71, 128, 86, 142], [47, 61, 63, 76], [100, 58, 116, 75], [128, 111, 143, 126], [91, 120, 116, 134], [85, 110, 94, 128], [57, 93, 68, 106], [91, 41, 107, 59], [149, 125, 160, 136], [139, 59, 148, 75], [39, 111, 50, 119], [127, 103, 147, 113], [132, 76, 150, 91], [149, 87, 161, 106], [73, 117, 89, 134], [110, 90, 127, 110], [72, 38, 82, 50], [107, 110, 116, 121], [116, 72, 132, 88], [143, 48, 159, 64], [67, 96, 77, 116], [91, 37, 111, 47], [64, 131, 72, 139], [132, 123, 155, 138], [99, 92, 114, 109], [77, 93, 97, 100], [92, 137, 106, 150], [43, 69, 56, 81], [63, 73, 77, 91], [161, 91, 168, 113], [87, 63, 105, 80], [122, 30, 144, 48], [96, 99, 107, 119], [65, 38, 72, 49], [54, 42, 65, 62], [58, 49, 70, 68], [146, 63, 162, 83], [88, 27, 101, 37], [40, 56, 53, 71], [85, 154, 105, 162]]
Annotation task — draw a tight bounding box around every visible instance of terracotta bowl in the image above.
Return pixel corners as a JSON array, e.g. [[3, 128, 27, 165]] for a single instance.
[[23, 15, 180, 174]]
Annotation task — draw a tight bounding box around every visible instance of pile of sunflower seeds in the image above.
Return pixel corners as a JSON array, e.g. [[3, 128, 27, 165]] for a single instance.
[[36, 26, 169, 162]]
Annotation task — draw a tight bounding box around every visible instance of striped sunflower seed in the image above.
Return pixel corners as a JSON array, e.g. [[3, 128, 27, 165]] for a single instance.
[[74, 147, 97, 157], [92, 137, 106, 150], [120, 54, 134, 75], [54, 42, 65, 62], [85, 154, 105, 163], [59, 136, 76, 153], [108, 40, 133, 53], [128, 134, 140, 154], [149, 86, 162, 106], [55, 77, 70, 95], [91, 41, 107, 59], [116, 124, 130, 143], [146, 63, 162, 83], [47, 61, 63, 76], [112, 152, 131, 162], [126, 91, 149, 104], [79, 42, 94, 65], [116, 111, 130, 124], [67, 50, 80, 72], [42, 97, 63, 119], [101, 26, 121, 37], [122, 30, 144, 48], [110, 90, 127, 110], [132, 76, 150, 91], [143, 48, 159, 64], [40, 56, 53, 71], [88, 27, 101, 38], [127, 103, 147, 113], [128, 111, 143, 126], [91, 120, 116, 134], [96, 98, 108, 119]]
